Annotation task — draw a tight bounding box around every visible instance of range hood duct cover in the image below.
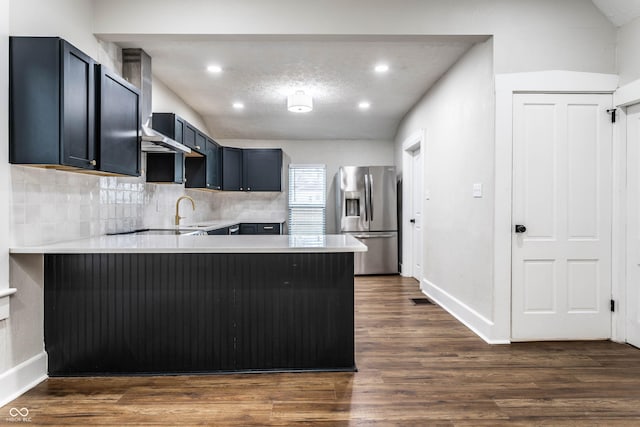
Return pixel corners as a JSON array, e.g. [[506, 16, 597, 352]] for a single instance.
[[122, 48, 190, 154]]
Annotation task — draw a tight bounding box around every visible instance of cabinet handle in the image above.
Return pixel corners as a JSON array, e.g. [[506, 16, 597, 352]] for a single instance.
[[207, 183, 210, 187], [247, 187, 251, 191], [89, 159, 97, 166], [240, 187, 243, 190], [263, 226, 274, 230], [196, 145, 201, 149]]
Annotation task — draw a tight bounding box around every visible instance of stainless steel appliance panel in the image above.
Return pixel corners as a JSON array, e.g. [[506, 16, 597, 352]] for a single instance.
[[349, 231, 398, 275], [338, 166, 369, 232], [367, 166, 397, 231]]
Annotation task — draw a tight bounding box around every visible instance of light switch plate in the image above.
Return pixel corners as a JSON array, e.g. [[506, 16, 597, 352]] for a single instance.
[[473, 183, 483, 198]]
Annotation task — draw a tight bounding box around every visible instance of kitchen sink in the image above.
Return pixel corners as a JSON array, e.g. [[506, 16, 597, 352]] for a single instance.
[[141, 229, 206, 236]]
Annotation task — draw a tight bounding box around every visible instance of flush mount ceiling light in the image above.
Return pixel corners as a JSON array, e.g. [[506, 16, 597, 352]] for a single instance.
[[207, 65, 223, 73], [287, 90, 313, 113], [232, 102, 245, 110], [358, 101, 371, 110], [374, 63, 389, 73]]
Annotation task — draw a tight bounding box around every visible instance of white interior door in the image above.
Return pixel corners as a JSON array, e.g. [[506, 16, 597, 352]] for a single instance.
[[411, 148, 423, 281], [627, 103, 640, 349], [512, 93, 612, 341]]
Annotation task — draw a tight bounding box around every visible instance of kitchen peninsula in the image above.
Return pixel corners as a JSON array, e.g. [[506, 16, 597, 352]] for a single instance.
[[10, 234, 366, 376]]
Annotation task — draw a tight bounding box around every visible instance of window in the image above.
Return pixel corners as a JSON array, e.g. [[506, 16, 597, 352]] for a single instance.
[[288, 164, 326, 235]]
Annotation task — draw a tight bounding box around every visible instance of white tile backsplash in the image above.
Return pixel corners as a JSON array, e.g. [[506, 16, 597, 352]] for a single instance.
[[9, 163, 287, 246]]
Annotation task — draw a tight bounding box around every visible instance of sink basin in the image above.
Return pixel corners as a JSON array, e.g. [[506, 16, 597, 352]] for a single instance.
[[139, 229, 205, 236]]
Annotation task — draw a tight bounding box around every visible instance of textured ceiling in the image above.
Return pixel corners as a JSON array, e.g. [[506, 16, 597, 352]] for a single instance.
[[116, 36, 483, 141], [592, 0, 640, 27]]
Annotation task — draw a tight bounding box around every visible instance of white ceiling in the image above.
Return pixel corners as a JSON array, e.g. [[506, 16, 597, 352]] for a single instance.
[[116, 35, 484, 141], [592, 0, 640, 27]]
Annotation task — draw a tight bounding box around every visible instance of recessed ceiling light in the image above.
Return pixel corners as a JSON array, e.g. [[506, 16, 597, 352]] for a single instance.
[[358, 101, 371, 110], [207, 65, 223, 73], [374, 64, 389, 73], [232, 102, 244, 110]]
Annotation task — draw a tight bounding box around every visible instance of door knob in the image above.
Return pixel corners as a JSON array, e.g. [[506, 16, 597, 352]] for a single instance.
[[409, 219, 416, 224], [515, 224, 527, 233]]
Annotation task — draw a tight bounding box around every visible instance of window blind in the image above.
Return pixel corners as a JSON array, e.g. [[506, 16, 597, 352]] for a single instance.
[[288, 164, 326, 235]]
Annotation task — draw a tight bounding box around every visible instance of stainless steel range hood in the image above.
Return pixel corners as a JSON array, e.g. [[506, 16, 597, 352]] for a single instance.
[[140, 120, 191, 153], [122, 49, 191, 154]]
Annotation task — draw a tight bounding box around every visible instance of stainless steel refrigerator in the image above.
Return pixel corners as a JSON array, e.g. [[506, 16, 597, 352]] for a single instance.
[[336, 166, 398, 275]]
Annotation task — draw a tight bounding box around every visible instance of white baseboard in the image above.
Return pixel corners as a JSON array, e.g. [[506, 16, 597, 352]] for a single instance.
[[421, 278, 510, 345], [0, 352, 47, 407]]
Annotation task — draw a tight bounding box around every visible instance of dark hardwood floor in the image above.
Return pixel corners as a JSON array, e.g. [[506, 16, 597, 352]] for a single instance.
[[2, 275, 640, 425]]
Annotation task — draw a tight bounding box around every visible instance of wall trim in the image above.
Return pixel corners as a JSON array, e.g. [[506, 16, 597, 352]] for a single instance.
[[421, 278, 509, 345], [0, 352, 47, 408], [615, 78, 640, 107], [494, 70, 619, 343]]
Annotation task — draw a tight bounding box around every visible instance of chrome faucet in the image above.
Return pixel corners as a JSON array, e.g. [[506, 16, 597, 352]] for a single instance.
[[175, 196, 196, 226]]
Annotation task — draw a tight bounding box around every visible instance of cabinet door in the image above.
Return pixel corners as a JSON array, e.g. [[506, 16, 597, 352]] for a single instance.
[[174, 117, 184, 143], [240, 224, 258, 235], [97, 65, 140, 176], [183, 124, 197, 149], [207, 139, 222, 190], [243, 149, 282, 191], [195, 132, 206, 153], [61, 41, 96, 169], [222, 147, 243, 191]]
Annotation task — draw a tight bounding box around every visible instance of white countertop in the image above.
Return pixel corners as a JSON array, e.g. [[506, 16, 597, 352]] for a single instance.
[[10, 234, 367, 254]]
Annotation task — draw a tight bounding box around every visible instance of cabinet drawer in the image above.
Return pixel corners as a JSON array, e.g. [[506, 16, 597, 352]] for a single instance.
[[258, 223, 280, 234]]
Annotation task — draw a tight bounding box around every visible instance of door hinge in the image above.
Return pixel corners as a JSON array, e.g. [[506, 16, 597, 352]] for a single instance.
[[610, 299, 615, 312], [607, 108, 617, 123]]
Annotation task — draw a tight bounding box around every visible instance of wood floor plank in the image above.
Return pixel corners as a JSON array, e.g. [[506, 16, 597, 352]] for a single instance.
[[2, 275, 640, 425]]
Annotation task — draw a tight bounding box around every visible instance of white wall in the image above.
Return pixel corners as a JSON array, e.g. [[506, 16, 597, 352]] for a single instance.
[[220, 139, 395, 233], [152, 78, 210, 133], [395, 40, 495, 324], [93, 0, 615, 75], [617, 15, 640, 86]]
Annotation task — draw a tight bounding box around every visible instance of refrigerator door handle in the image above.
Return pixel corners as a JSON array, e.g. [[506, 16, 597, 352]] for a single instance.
[[368, 173, 374, 221], [363, 173, 369, 222]]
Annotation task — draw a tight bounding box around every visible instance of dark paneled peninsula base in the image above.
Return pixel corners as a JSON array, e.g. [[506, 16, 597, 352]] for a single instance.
[[44, 252, 354, 375]]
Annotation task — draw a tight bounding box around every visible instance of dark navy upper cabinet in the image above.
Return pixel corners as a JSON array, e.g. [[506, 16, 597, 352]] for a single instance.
[[96, 65, 141, 176], [61, 41, 96, 169], [185, 138, 221, 190], [222, 147, 243, 191], [195, 132, 206, 154], [148, 113, 186, 183], [10, 37, 140, 176], [151, 113, 184, 144], [10, 37, 97, 171], [222, 147, 282, 192], [183, 123, 197, 150], [206, 139, 222, 190], [243, 149, 282, 191], [147, 153, 184, 184]]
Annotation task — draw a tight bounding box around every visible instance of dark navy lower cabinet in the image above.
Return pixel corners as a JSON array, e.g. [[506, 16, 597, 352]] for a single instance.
[[44, 252, 354, 375]]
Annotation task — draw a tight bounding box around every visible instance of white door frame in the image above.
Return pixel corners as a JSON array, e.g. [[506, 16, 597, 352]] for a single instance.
[[401, 129, 424, 279], [614, 78, 640, 344], [493, 71, 619, 343]]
